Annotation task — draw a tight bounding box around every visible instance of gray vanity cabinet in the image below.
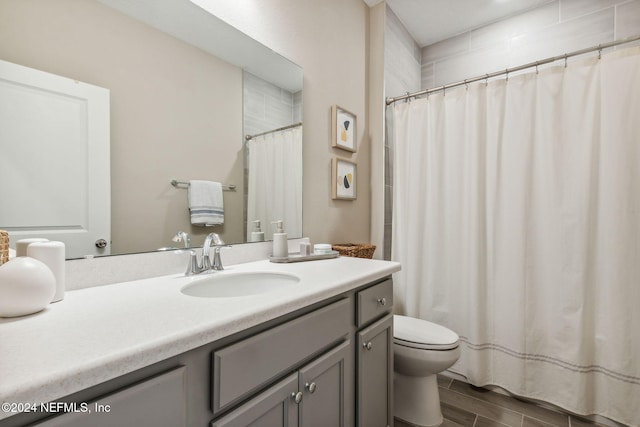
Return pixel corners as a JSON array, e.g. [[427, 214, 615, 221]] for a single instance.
[[298, 340, 351, 427], [210, 373, 299, 427], [212, 340, 351, 427], [5, 276, 395, 427], [211, 299, 351, 414], [357, 315, 393, 427], [355, 279, 394, 427], [33, 367, 187, 427]]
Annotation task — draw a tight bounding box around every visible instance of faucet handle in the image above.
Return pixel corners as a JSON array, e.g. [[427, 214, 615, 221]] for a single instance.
[[212, 245, 231, 271], [202, 250, 212, 271], [176, 249, 199, 276]]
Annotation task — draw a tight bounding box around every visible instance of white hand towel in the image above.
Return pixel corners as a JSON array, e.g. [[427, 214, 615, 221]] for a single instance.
[[188, 180, 224, 226]]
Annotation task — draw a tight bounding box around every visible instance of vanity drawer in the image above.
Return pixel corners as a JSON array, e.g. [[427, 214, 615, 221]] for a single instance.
[[212, 298, 350, 413], [34, 367, 187, 427], [357, 278, 393, 327]]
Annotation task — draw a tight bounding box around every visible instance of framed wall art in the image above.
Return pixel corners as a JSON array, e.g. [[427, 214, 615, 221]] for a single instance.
[[331, 105, 357, 152], [332, 157, 357, 200]]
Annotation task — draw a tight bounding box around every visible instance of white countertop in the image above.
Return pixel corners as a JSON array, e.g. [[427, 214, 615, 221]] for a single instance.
[[0, 257, 400, 420]]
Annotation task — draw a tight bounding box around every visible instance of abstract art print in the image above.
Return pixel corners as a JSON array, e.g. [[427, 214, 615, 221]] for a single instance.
[[331, 105, 357, 152], [332, 157, 356, 200]]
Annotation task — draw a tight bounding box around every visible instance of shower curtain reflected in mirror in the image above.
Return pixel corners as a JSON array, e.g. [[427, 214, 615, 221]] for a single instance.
[[246, 126, 302, 241], [390, 47, 640, 426]]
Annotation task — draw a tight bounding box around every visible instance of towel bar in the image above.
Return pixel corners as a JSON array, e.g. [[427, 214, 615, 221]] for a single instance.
[[171, 180, 236, 191]]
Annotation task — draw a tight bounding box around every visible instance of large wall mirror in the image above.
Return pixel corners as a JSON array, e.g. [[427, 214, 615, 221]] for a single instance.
[[0, 0, 303, 259]]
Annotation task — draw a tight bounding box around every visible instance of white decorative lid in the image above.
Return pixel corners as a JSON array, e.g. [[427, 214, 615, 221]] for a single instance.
[[393, 315, 459, 350]]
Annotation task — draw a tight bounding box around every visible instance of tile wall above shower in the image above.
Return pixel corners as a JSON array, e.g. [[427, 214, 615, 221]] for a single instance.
[[421, 0, 640, 89]]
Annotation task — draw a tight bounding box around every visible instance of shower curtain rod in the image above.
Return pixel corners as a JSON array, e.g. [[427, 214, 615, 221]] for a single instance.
[[245, 122, 302, 141], [386, 34, 640, 105]]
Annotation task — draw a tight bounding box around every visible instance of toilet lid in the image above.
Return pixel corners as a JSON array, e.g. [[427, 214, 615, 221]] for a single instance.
[[393, 315, 459, 350]]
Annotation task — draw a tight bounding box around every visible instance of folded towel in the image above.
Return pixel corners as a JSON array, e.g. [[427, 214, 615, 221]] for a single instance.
[[188, 180, 224, 226]]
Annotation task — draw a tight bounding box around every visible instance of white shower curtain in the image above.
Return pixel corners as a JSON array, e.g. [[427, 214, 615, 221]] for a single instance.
[[391, 47, 640, 426], [246, 126, 302, 240]]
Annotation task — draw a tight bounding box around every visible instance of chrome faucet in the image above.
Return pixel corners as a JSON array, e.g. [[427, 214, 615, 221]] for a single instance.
[[181, 233, 231, 275], [201, 233, 230, 272]]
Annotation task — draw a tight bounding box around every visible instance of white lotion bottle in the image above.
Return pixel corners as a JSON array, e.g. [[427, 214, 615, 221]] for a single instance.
[[251, 220, 265, 242], [271, 220, 288, 258]]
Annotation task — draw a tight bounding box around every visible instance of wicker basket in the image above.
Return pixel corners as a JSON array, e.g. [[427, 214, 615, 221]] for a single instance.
[[0, 230, 9, 266], [332, 243, 376, 259]]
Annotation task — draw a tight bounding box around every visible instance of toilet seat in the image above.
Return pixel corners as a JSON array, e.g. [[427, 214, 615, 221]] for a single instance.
[[394, 315, 459, 351]]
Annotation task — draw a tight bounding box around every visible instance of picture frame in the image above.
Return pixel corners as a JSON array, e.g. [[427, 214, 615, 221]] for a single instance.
[[331, 105, 357, 152], [331, 157, 357, 200]]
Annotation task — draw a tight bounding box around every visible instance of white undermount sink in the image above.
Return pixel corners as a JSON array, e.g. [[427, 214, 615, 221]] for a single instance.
[[180, 271, 301, 298]]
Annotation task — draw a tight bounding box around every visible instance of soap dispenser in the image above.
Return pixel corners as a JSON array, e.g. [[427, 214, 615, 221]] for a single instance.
[[271, 220, 288, 258], [250, 220, 265, 242]]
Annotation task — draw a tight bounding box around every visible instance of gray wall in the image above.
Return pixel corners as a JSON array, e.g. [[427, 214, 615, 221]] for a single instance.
[[384, 5, 421, 99], [422, 0, 640, 88], [382, 5, 422, 260], [243, 71, 301, 138]]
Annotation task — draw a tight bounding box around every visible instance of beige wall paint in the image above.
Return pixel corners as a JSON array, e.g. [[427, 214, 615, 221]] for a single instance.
[[204, 0, 373, 246], [1, 0, 376, 254], [0, 0, 244, 253], [368, 3, 387, 259]]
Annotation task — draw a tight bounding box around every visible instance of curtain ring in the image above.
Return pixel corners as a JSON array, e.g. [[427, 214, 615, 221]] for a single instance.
[[443, 86, 446, 97], [485, 74, 489, 86], [505, 69, 509, 82], [464, 79, 468, 90], [535, 62, 539, 74], [564, 54, 568, 68], [598, 46, 602, 60], [404, 91, 410, 103]]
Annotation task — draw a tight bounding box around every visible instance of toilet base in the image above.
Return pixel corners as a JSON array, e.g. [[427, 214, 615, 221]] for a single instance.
[[394, 372, 443, 427]]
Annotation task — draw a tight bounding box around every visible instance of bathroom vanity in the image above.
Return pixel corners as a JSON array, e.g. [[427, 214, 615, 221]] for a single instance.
[[0, 257, 399, 427]]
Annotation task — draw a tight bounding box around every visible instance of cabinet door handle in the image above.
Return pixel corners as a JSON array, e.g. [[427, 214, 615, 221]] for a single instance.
[[305, 382, 317, 394], [291, 391, 303, 404], [377, 297, 387, 306], [363, 341, 373, 351]]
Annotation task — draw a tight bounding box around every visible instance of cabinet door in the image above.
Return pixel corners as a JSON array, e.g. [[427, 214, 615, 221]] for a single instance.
[[357, 315, 393, 427], [298, 340, 352, 427], [211, 373, 298, 427]]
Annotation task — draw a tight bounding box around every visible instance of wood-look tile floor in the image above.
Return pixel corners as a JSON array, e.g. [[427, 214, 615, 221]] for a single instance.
[[394, 375, 608, 427]]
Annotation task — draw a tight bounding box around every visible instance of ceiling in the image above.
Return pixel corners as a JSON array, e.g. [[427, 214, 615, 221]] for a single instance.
[[365, 0, 554, 47]]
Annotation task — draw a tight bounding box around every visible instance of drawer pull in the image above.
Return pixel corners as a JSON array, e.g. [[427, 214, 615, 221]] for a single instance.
[[377, 297, 387, 306], [291, 391, 303, 404], [305, 382, 317, 394], [363, 341, 373, 351]]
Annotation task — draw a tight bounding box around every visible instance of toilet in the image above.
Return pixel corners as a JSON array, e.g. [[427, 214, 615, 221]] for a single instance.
[[393, 315, 460, 427]]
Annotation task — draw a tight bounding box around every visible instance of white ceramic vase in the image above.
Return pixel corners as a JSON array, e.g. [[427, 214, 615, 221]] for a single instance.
[[0, 257, 56, 318]]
